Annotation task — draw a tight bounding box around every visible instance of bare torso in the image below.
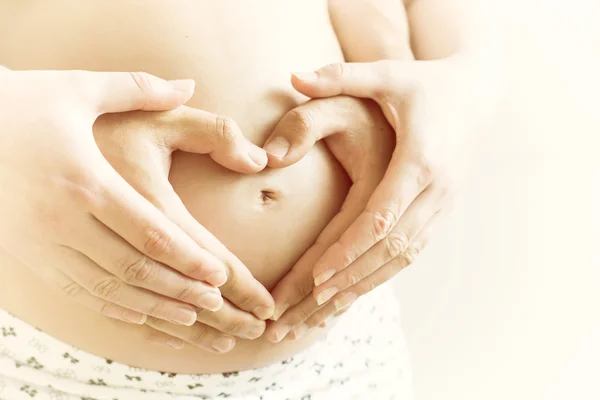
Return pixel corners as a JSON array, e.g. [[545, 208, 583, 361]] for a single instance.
[[0, 0, 351, 373]]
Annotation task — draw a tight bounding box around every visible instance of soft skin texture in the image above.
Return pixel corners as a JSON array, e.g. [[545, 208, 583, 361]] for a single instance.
[[0, 0, 366, 373], [0, 0, 404, 373], [266, 0, 503, 339]]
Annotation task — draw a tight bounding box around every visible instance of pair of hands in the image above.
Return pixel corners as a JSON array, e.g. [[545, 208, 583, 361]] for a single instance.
[[264, 55, 495, 342], [0, 54, 490, 351], [0, 70, 274, 353]]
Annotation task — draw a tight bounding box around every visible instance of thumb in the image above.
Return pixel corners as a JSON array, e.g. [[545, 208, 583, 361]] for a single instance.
[[163, 107, 267, 174], [263, 97, 356, 168], [291, 60, 417, 101], [81, 71, 195, 115], [291, 62, 387, 99]]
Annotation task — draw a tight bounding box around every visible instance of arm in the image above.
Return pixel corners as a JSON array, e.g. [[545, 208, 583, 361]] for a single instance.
[[328, 0, 414, 62], [329, 0, 503, 63], [265, 0, 504, 334]]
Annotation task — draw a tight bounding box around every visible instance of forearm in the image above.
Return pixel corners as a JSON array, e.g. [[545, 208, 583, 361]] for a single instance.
[[407, 0, 504, 61], [328, 0, 415, 62]]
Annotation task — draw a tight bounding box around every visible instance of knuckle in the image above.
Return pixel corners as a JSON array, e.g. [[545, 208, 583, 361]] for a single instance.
[[174, 284, 195, 302], [367, 279, 380, 293], [222, 320, 246, 335], [142, 226, 173, 258], [99, 302, 115, 318], [291, 307, 312, 325], [221, 264, 237, 290], [120, 256, 155, 284], [384, 232, 409, 259], [216, 116, 238, 144], [296, 282, 313, 299], [417, 165, 433, 187], [289, 108, 315, 134], [402, 247, 420, 266], [92, 278, 122, 301], [234, 293, 255, 310], [63, 169, 104, 207], [190, 327, 209, 345], [326, 62, 351, 80], [194, 306, 211, 320], [60, 281, 82, 297], [345, 270, 367, 287], [128, 71, 154, 93], [145, 301, 163, 318], [144, 316, 161, 327], [370, 209, 398, 239]]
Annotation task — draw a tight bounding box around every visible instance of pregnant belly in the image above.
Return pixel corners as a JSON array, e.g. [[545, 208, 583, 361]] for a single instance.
[[0, 0, 350, 373]]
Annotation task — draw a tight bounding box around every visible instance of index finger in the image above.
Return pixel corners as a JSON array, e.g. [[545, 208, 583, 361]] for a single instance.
[[163, 192, 275, 320], [271, 177, 373, 320], [86, 158, 228, 287], [311, 149, 429, 286]]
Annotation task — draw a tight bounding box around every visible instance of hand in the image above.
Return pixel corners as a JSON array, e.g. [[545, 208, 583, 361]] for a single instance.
[[140, 297, 269, 352], [0, 70, 266, 327], [262, 95, 394, 341], [264, 56, 496, 339], [94, 106, 274, 344]]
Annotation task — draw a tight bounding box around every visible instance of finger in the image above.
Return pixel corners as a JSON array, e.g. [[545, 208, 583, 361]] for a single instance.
[[338, 208, 443, 299], [162, 107, 267, 173], [57, 246, 198, 325], [265, 294, 321, 343], [195, 300, 265, 340], [312, 150, 430, 288], [312, 186, 439, 305], [72, 216, 223, 311], [270, 179, 371, 320], [304, 292, 357, 331], [88, 162, 228, 286], [75, 71, 195, 114], [291, 61, 413, 100], [269, 244, 322, 322], [217, 260, 275, 320], [157, 189, 275, 320], [141, 326, 186, 350], [42, 267, 147, 324], [145, 317, 236, 353], [262, 97, 358, 167]]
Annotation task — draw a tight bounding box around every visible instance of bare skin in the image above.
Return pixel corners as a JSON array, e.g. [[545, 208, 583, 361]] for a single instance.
[[0, 0, 417, 374], [0, 0, 352, 373]]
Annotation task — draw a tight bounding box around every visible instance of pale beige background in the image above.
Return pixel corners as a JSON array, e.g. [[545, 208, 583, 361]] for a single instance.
[[392, 0, 600, 399]]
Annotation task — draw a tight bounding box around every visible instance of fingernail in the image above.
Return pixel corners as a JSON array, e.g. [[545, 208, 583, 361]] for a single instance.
[[123, 311, 146, 324], [197, 293, 223, 311], [169, 308, 197, 326], [168, 79, 195, 93], [243, 325, 265, 340], [293, 72, 318, 81], [248, 146, 268, 168], [263, 136, 290, 159], [270, 303, 289, 321], [292, 323, 309, 339], [166, 338, 185, 350], [205, 271, 227, 287], [269, 326, 291, 343], [213, 336, 235, 352], [316, 287, 338, 306], [334, 292, 357, 311], [314, 269, 336, 287], [253, 305, 273, 320], [318, 321, 328, 328]]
